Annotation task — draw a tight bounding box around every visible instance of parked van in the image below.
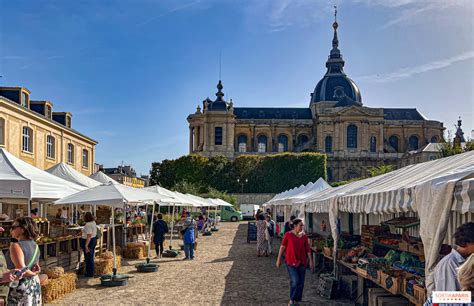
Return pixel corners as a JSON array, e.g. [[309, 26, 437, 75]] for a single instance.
[[220, 205, 242, 222], [240, 204, 260, 220]]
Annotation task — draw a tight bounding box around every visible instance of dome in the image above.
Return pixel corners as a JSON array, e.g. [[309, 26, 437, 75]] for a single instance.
[[310, 17, 362, 106], [311, 74, 362, 104]]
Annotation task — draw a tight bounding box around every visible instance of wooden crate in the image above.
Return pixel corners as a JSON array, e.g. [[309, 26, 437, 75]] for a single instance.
[[380, 271, 402, 294], [323, 247, 333, 258], [356, 266, 368, 278], [413, 284, 426, 304]]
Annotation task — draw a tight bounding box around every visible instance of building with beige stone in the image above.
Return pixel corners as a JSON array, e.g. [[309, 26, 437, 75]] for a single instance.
[[0, 86, 97, 176], [187, 17, 444, 182]]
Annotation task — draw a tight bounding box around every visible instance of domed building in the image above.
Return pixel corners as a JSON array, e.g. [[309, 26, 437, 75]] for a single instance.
[[187, 13, 444, 182]]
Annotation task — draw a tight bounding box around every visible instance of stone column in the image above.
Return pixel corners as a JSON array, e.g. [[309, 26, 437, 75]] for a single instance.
[[193, 127, 199, 152], [251, 125, 256, 152], [379, 123, 384, 153], [189, 126, 193, 153]]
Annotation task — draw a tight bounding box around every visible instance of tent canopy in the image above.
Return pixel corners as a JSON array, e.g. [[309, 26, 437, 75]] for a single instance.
[[144, 185, 199, 207], [55, 182, 173, 208], [265, 177, 331, 207], [89, 171, 119, 185], [47, 162, 102, 188], [0, 148, 85, 200]]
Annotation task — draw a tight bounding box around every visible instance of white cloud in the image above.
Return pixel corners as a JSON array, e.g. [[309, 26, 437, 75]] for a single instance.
[[136, 0, 202, 27], [357, 50, 474, 83]]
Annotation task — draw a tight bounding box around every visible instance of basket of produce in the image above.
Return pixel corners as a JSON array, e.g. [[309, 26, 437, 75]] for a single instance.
[[379, 268, 404, 294]]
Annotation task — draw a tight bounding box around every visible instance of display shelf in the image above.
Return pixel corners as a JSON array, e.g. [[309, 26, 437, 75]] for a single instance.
[[334, 258, 424, 306]]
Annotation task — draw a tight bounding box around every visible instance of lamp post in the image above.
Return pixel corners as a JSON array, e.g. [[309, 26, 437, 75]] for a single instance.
[[237, 178, 248, 193]]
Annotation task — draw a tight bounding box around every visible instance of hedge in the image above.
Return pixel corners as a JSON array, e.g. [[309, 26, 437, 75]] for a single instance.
[[150, 152, 326, 194]]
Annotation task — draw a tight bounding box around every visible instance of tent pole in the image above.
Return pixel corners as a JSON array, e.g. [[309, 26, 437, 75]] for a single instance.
[[28, 198, 32, 217], [169, 204, 175, 250], [146, 202, 156, 263], [112, 206, 117, 276]]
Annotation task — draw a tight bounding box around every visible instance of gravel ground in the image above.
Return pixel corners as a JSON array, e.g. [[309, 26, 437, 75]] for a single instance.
[[53, 222, 355, 305]]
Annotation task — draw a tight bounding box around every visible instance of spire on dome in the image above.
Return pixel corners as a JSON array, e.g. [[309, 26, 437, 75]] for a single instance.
[[454, 116, 466, 147], [325, 6, 345, 74], [215, 80, 225, 102]]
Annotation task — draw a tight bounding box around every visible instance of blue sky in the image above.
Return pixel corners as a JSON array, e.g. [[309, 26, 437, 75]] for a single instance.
[[1, 0, 473, 175]]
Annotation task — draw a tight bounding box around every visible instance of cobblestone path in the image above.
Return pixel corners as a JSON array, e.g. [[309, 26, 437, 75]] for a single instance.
[[54, 222, 354, 305]]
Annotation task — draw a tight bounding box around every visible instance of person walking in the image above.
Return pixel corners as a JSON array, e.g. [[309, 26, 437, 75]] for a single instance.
[[81, 212, 98, 277], [266, 214, 276, 255], [284, 215, 296, 233], [5, 217, 42, 304], [256, 213, 269, 257], [152, 213, 168, 258], [181, 212, 196, 260], [276, 219, 314, 306]]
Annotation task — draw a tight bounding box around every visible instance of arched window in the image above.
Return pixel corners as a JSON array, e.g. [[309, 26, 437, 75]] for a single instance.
[[409, 135, 419, 150], [277, 134, 288, 152], [237, 134, 247, 153], [431, 136, 439, 143], [214, 127, 223, 145], [325, 136, 333, 153], [370, 136, 377, 153], [46, 135, 55, 159], [389, 135, 399, 152], [297, 134, 309, 146], [257, 135, 267, 153], [82, 149, 89, 168], [67, 143, 74, 164], [0, 118, 5, 146], [22, 127, 33, 152], [347, 124, 358, 148]]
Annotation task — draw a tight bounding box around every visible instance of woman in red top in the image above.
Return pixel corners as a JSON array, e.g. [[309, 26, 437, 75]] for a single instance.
[[276, 219, 314, 306]]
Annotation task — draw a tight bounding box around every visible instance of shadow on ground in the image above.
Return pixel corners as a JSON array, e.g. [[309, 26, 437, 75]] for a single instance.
[[221, 222, 355, 306]]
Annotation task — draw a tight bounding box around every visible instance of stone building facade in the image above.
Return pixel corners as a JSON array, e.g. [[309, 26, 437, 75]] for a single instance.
[[103, 165, 146, 188], [187, 17, 444, 182], [0, 86, 97, 175]]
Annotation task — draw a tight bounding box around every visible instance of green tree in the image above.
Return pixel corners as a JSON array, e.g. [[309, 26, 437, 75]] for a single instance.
[[367, 164, 395, 177]]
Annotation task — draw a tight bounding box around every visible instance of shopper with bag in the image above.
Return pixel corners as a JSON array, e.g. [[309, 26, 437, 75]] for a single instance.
[[5, 217, 42, 305], [181, 212, 196, 260], [266, 215, 276, 255]]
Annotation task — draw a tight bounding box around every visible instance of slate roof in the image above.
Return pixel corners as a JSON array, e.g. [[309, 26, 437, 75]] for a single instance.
[[383, 108, 426, 121], [234, 107, 312, 120]]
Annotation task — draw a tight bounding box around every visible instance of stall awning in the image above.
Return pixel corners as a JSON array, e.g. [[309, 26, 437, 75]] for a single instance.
[[0, 148, 86, 200], [453, 177, 474, 214], [89, 171, 119, 185], [47, 162, 102, 188]]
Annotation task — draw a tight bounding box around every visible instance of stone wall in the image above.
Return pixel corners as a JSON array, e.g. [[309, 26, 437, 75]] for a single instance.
[[231, 193, 276, 206]]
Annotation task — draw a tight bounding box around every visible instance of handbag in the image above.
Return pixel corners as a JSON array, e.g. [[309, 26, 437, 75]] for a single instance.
[[194, 240, 198, 251], [264, 228, 270, 241]]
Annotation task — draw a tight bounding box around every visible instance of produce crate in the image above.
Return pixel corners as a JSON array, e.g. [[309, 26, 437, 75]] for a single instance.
[[337, 249, 350, 260], [413, 284, 426, 304], [356, 266, 368, 278], [367, 264, 381, 282], [323, 247, 333, 258], [380, 271, 402, 294]]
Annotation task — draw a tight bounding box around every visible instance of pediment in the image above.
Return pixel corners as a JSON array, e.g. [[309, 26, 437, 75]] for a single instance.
[[335, 105, 382, 117]]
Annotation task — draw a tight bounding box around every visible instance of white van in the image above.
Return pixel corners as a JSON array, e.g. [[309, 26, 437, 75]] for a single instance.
[[240, 204, 260, 220]]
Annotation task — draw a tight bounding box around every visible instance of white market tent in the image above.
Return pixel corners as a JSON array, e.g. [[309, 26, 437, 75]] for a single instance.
[[0, 148, 86, 204], [55, 182, 173, 278], [89, 171, 119, 185], [297, 151, 474, 293], [264, 178, 331, 222], [211, 198, 233, 207], [47, 162, 102, 188]]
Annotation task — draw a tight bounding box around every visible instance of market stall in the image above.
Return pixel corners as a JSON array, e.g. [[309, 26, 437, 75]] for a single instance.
[[298, 151, 474, 305], [0, 148, 87, 271], [55, 181, 169, 285]]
